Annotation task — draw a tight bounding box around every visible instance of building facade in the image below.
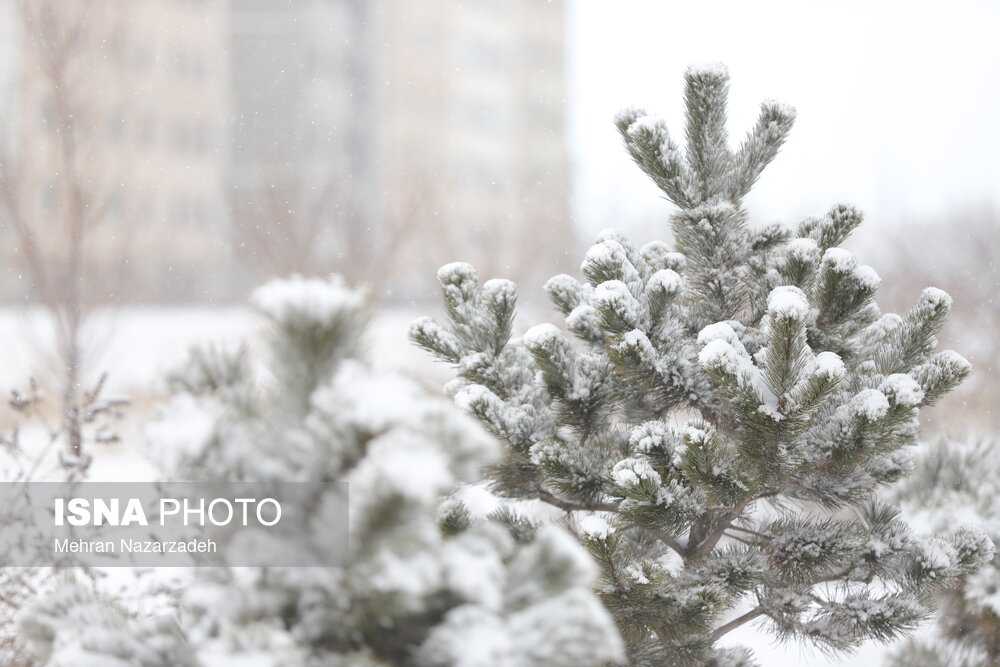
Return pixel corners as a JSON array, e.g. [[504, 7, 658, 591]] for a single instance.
[[229, 0, 572, 299], [0, 0, 230, 301], [0, 0, 570, 302]]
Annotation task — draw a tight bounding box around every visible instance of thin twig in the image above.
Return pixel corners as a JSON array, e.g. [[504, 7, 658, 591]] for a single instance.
[[710, 607, 765, 642], [537, 488, 617, 513], [728, 524, 772, 541], [723, 531, 756, 547]]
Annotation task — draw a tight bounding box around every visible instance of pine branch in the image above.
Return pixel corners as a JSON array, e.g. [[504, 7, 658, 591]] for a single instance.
[[728, 524, 772, 541], [537, 488, 617, 513], [633, 524, 686, 555], [688, 498, 753, 560], [709, 607, 765, 642], [723, 532, 756, 547]]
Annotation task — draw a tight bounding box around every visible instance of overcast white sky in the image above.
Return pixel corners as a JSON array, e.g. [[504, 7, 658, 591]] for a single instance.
[[567, 0, 1000, 240]]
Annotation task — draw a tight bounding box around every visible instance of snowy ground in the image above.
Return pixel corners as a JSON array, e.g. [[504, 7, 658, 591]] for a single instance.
[[0, 306, 447, 403], [0, 305, 945, 665]]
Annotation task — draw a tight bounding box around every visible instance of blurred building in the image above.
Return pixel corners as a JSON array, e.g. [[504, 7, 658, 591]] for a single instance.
[[0, 0, 230, 302], [228, 0, 572, 299], [0, 0, 570, 303], [227, 0, 375, 283]]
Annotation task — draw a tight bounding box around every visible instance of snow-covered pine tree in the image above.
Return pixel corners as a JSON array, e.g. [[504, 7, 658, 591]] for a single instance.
[[150, 275, 623, 666], [411, 64, 993, 665], [887, 437, 1000, 667]]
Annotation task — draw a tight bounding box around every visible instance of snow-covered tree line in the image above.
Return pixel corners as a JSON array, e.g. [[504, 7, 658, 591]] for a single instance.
[[411, 64, 993, 665]]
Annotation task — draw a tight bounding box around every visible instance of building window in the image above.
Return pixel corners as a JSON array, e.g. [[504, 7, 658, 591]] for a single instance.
[[136, 112, 155, 148], [171, 46, 188, 80], [170, 193, 206, 225], [192, 121, 209, 153], [171, 194, 189, 223], [133, 42, 154, 72], [39, 96, 55, 131], [455, 38, 506, 71], [191, 51, 207, 81], [171, 120, 189, 153], [105, 109, 124, 142], [104, 189, 123, 223], [170, 45, 207, 83], [106, 25, 125, 62], [190, 196, 205, 224], [456, 98, 510, 131], [134, 191, 156, 222], [454, 159, 504, 191], [39, 179, 59, 215]]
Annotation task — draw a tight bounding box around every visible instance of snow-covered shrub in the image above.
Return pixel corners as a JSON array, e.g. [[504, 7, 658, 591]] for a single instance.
[[0, 376, 132, 665], [150, 275, 623, 666], [887, 437, 1000, 666], [16, 572, 197, 667], [412, 65, 991, 665]]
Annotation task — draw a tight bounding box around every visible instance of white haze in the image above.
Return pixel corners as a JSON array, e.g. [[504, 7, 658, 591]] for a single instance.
[[568, 0, 1000, 237]]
